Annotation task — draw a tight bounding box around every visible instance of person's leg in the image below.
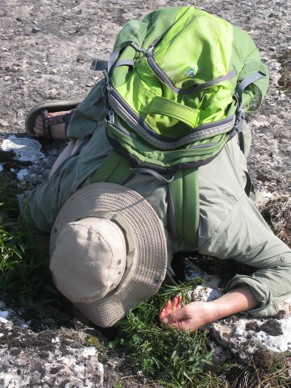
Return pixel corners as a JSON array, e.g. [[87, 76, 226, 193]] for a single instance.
[[49, 139, 81, 178]]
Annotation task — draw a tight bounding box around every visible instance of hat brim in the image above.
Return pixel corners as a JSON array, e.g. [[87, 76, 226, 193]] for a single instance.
[[50, 182, 168, 327]]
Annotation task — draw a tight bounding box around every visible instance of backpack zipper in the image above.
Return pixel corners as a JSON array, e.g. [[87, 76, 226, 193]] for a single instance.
[[106, 83, 235, 151], [146, 41, 237, 94]]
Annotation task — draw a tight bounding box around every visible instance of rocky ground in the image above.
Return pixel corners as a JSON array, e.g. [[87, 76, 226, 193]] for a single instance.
[[0, 0, 290, 386]]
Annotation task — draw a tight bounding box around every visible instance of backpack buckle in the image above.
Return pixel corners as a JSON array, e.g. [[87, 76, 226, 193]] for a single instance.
[[90, 60, 108, 71], [230, 96, 245, 138]]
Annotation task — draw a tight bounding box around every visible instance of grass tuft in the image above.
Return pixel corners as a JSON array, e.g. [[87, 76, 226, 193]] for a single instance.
[[0, 175, 58, 307], [111, 280, 214, 386]]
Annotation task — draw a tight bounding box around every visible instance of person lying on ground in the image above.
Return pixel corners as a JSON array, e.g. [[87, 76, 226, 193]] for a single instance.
[[18, 5, 291, 331], [18, 96, 291, 331]]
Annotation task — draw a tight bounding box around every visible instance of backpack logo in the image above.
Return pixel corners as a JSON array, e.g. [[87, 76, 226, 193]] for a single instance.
[[184, 66, 198, 78]]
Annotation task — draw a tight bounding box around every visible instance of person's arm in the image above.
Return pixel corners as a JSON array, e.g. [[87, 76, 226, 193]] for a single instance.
[[159, 285, 259, 331], [198, 172, 291, 319]]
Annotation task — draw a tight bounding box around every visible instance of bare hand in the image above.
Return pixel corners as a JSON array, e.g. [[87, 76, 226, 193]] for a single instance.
[[159, 296, 212, 331], [159, 286, 259, 332]]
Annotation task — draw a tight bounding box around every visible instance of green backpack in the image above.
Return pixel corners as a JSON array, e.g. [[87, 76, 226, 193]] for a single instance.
[[90, 6, 269, 244]]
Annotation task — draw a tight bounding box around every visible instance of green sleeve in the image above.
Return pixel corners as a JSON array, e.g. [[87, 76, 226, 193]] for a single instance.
[[199, 193, 291, 317], [197, 131, 290, 317]]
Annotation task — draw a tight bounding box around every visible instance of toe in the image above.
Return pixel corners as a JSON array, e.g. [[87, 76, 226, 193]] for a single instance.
[[32, 114, 44, 136]]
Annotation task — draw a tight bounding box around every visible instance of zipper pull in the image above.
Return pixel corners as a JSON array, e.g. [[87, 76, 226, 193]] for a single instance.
[[108, 111, 115, 124], [146, 46, 154, 57], [146, 36, 162, 56]]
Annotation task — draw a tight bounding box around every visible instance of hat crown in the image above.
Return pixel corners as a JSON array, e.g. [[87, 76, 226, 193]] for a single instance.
[[50, 217, 127, 303]]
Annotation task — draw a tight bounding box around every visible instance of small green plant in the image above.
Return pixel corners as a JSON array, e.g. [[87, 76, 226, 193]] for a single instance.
[[0, 175, 58, 307], [113, 383, 126, 388], [0, 176, 25, 298], [85, 335, 108, 352], [0, 224, 24, 270], [111, 280, 214, 387]]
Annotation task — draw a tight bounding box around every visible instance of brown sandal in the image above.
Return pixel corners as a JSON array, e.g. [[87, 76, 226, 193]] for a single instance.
[[25, 99, 82, 139], [41, 110, 71, 139]]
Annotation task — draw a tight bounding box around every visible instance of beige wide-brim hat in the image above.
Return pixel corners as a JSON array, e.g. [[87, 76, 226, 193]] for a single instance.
[[50, 182, 168, 328]]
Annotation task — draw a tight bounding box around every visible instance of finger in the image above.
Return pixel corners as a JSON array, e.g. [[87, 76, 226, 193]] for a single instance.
[[164, 300, 173, 311], [172, 296, 180, 308], [160, 312, 179, 328], [162, 303, 187, 324], [159, 308, 169, 320], [159, 300, 172, 319]]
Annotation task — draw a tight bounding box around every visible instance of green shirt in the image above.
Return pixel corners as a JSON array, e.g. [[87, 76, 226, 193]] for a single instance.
[[19, 87, 291, 318]]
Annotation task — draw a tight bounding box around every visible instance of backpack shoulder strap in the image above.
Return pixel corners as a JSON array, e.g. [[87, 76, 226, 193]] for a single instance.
[[90, 150, 132, 185], [168, 169, 199, 245]]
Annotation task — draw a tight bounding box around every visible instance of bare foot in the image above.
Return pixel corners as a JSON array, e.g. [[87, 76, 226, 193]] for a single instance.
[[32, 110, 72, 140]]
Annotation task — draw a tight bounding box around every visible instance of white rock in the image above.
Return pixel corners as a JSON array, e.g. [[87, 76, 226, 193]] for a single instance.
[[83, 346, 97, 357], [1, 135, 44, 162]]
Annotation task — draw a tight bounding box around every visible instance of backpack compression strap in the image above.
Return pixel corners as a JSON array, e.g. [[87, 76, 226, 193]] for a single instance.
[[231, 71, 266, 137]]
